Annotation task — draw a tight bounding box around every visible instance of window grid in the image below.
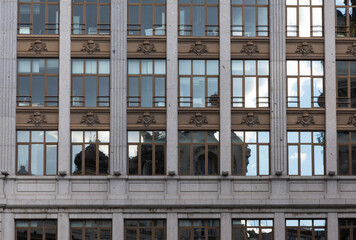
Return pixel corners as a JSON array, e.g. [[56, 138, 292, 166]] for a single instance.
[[339, 219, 356, 240], [337, 131, 356, 176], [124, 220, 166, 240], [335, 1, 356, 37], [178, 219, 220, 240], [16, 220, 57, 240], [70, 220, 112, 240], [232, 219, 273, 240], [336, 61, 356, 108], [285, 219, 326, 240]]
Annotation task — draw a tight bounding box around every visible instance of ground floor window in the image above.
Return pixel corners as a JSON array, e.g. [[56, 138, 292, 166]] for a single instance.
[[16, 220, 57, 240], [71, 220, 111, 240], [178, 219, 220, 240], [125, 219, 166, 239]]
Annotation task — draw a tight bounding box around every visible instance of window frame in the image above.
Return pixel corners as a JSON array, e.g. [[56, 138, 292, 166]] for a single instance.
[[339, 219, 356, 239], [285, 219, 327, 240], [124, 219, 166, 240], [232, 219, 274, 240], [70, 220, 112, 240], [336, 61, 356, 108], [178, 219, 220, 240], [335, 1, 356, 37], [16, 219, 57, 240], [337, 131, 356, 175]]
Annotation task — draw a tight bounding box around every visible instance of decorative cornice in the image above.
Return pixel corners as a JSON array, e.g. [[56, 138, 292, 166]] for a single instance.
[[27, 112, 47, 126], [295, 42, 314, 56], [347, 42, 356, 56], [137, 40, 156, 55], [28, 39, 48, 54], [81, 112, 100, 126], [348, 114, 356, 127], [189, 40, 208, 55], [241, 112, 260, 126], [189, 113, 208, 127], [240, 41, 259, 56], [137, 112, 156, 127], [81, 40, 100, 54], [296, 112, 315, 127]]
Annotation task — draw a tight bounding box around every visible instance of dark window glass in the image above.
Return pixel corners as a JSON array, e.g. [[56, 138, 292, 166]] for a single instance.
[[16, 220, 57, 240], [71, 220, 111, 240]]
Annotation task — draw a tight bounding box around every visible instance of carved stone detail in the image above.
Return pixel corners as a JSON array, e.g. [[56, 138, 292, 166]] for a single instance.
[[295, 42, 314, 56], [240, 41, 259, 56], [189, 40, 208, 55], [348, 114, 356, 127], [137, 40, 156, 55], [137, 112, 156, 127], [296, 112, 315, 127], [189, 113, 208, 127], [81, 112, 100, 126], [27, 112, 47, 126], [347, 42, 356, 56], [241, 112, 260, 126], [28, 39, 48, 54], [81, 40, 100, 54]]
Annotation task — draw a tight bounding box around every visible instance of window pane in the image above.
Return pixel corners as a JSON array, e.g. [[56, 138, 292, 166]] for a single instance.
[[192, 6, 205, 36], [207, 60, 219, 75], [85, 60, 97, 74], [245, 7, 256, 37], [99, 145, 109, 174], [339, 145, 349, 175], [128, 60, 140, 74], [299, 7, 311, 37], [288, 146, 298, 175], [46, 145, 57, 175], [99, 60, 110, 74], [259, 145, 269, 175], [32, 76, 45, 106], [300, 145, 312, 176], [18, 145, 29, 175], [179, 60, 191, 75], [72, 60, 84, 74], [245, 60, 256, 75], [246, 144, 257, 176], [193, 77, 205, 107], [86, 4, 98, 34], [141, 77, 153, 107], [300, 77, 311, 108], [245, 77, 257, 108], [314, 145, 324, 175], [31, 144, 44, 175], [232, 7, 242, 36], [33, 4, 46, 34], [129, 145, 138, 175], [155, 60, 166, 74], [180, 145, 191, 175], [142, 60, 153, 74], [142, 5, 153, 36], [193, 60, 205, 75], [85, 76, 97, 107], [232, 60, 243, 75], [233, 145, 243, 175]]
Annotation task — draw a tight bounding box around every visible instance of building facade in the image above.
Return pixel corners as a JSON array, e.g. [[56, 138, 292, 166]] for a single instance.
[[1, 0, 356, 239]]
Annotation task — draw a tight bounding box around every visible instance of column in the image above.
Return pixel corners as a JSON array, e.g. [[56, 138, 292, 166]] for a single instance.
[[113, 213, 124, 240], [327, 213, 338, 240], [270, 0, 287, 175], [0, 0, 17, 175], [58, 213, 70, 240], [166, 0, 178, 175], [110, 0, 127, 175], [221, 213, 232, 240], [167, 213, 178, 240], [274, 213, 285, 240], [219, 0, 231, 175], [2, 213, 14, 240]]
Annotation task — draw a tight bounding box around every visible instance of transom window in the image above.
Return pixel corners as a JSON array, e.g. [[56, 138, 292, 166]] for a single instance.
[[231, 0, 269, 37], [336, 61, 356, 108], [339, 219, 356, 239], [18, 59, 59, 107], [72, 59, 110, 107], [72, 0, 110, 35], [337, 131, 356, 175], [128, 0, 166, 36], [179, 131, 219, 176], [286, 219, 326, 240], [179, 220, 220, 240], [18, 0, 59, 35], [233, 219, 273, 240], [286, 0, 323, 37], [16, 220, 57, 240], [232, 60, 269, 108], [287, 60, 324, 108], [232, 131, 270, 176], [287, 131, 325, 176], [336, 0, 356, 37], [125, 220, 166, 240], [179, 0, 219, 37], [71, 220, 112, 240], [128, 59, 166, 108], [71, 131, 109, 175], [128, 131, 166, 175], [17, 130, 58, 176], [179, 60, 219, 108]]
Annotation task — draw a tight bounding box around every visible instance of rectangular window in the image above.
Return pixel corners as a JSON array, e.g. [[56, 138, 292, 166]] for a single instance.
[[127, 131, 166, 175], [16, 220, 57, 240], [71, 131, 109, 175], [179, 60, 219, 108], [128, 0, 166, 36], [72, 0, 110, 35], [337, 131, 356, 175], [336, 0, 356, 37], [336, 61, 356, 108], [72, 59, 110, 107], [286, 0, 323, 37], [179, 0, 219, 36], [179, 219, 219, 240], [179, 131, 219, 176], [18, 59, 59, 107], [125, 220, 166, 240], [232, 60, 269, 108], [339, 219, 356, 239], [17, 130, 58, 176], [71, 220, 111, 240], [18, 0, 59, 35], [128, 59, 166, 108], [232, 131, 270, 176], [233, 219, 273, 240], [287, 60, 324, 108], [286, 219, 326, 240], [231, 0, 269, 37], [287, 131, 325, 176]]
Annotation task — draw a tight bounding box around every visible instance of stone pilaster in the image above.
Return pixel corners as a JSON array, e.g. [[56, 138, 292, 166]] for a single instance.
[[113, 213, 124, 239], [57, 213, 70, 240], [167, 213, 178, 240], [274, 213, 285, 240], [221, 213, 232, 240], [1, 213, 14, 240], [327, 213, 338, 240]]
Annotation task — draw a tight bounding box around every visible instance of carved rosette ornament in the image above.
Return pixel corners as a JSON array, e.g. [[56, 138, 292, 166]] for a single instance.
[[189, 40, 208, 55], [240, 41, 259, 56], [347, 42, 356, 56], [81, 40, 100, 54], [137, 40, 156, 55], [296, 112, 315, 127], [189, 113, 208, 127], [81, 112, 100, 126], [241, 112, 260, 126], [348, 114, 356, 127], [28, 39, 48, 54], [137, 113, 156, 127], [27, 112, 47, 126], [295, 42, 314, 56]]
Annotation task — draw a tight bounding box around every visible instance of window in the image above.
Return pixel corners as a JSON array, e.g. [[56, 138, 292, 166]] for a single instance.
[[179, 60, 219, 108], [336, 61, 356, 108], [287, 131, 325, 176], [179, 131, 219, 175], [231, 0, 269, 37], [179, 219, 220, 240], [128, 0, 166, 36], [71, 131, 109, 175], [72, 0, 110, 35], [337, 131, 356, 175], [286, 219, 326, 240], [286, 0, 323, 37], [179, 0, 219, 36], [16, 220, 57, 240], [336, 0, 356, 37], [232, 60, 269, 108], [128, 131, 166, 175], [18, 0, 59, 35], [71, 220, 111, 240], [17, 131, 58, 176], [125, 220, 166, 240], [72, 59, 110, 107], [287, 60, 324, 108], [233, 219, 273, 240], [128, 59, 166, 108], [232, 131, 270, 176], [18, 59, 59, 107], [339, 219, 356, 239]]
